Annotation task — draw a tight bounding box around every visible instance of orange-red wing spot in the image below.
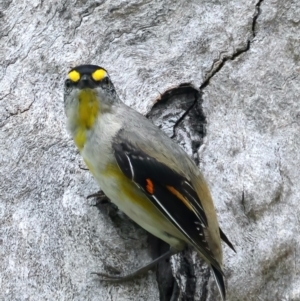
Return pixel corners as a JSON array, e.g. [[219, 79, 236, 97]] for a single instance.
[[146, 178, 154, 194], [166, 185, 194, 212]]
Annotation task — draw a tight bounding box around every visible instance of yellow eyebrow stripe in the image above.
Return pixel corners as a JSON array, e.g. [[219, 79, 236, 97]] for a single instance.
[[92, 69, 107, 81], [68, 70, 80, 82]]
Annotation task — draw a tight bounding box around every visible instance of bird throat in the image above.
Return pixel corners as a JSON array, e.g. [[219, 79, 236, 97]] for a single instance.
[[74, 89, 99, 151]]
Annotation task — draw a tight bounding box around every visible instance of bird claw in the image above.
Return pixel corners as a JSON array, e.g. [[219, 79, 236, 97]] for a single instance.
[[87, 190, 118, 211], [87, 190, 109, 203]]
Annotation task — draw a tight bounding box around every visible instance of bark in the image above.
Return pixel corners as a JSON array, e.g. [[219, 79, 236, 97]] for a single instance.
[[1, 0, 299, 300]]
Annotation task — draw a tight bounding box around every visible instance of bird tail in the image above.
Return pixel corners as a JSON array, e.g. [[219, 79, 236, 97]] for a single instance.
[[211, 265, 226, 301]]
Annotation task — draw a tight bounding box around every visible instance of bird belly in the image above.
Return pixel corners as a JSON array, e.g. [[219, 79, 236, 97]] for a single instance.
[[92, 162, 186, 251]]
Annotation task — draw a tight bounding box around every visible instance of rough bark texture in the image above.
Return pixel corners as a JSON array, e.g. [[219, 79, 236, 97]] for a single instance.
[[1, 0, 299, 300]]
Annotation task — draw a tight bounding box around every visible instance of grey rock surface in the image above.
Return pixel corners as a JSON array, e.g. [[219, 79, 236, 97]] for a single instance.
[[1, 0, 299, 300]]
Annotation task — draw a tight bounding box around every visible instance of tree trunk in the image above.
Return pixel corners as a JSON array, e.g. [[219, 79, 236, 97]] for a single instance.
[[1, 0, 299, 300]]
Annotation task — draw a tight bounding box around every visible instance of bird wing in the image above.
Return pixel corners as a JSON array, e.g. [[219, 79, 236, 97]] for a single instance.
[[219, 227, 236, 253], [112, 132, 223, 272]]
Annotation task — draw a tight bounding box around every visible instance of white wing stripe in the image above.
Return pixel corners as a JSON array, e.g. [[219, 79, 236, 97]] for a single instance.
[[125, 153, 134, 180], [151, 195, 210, 256]]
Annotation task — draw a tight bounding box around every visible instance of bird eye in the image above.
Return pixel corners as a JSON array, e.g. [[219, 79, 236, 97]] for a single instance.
[[64, 79, 73, 94], [65, 79, 72, 88]]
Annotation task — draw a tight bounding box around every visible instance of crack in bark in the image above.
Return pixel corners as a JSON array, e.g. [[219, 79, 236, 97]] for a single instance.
[[201, 0, 264, 91], [170, 0, 265, 165], [9, 100, 35, 116], [252, 0, 263, 37], [1, 99, 35, 127], [170, 85, 200, 140]]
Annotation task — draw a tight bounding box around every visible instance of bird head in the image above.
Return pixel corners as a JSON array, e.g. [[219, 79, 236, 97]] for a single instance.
[[64, 64, 118, 118]]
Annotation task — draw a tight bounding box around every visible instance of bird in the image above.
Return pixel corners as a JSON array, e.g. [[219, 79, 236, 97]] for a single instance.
[[63, 64, 235, 300]]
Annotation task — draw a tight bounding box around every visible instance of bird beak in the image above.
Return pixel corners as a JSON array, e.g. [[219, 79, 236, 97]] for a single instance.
[[78, 74, 96, 89]]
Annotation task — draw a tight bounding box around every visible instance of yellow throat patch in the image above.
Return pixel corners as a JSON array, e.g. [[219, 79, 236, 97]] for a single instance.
[[74, 89, 99, 150]]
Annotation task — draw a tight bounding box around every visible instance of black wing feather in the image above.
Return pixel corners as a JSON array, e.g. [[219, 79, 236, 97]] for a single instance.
[[211, 265, 226, 301], [113, 141, 208, 225], [112, 137, 223, 271], [146, 182, 215, 265], [219, 227, 236, 253]]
